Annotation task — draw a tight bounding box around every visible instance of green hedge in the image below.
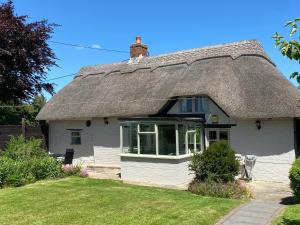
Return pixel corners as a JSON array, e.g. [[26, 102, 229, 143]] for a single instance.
[[290, 157, 300, 202]]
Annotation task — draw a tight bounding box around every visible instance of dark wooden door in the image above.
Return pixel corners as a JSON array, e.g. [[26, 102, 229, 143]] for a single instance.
[[294, 118, 300, 158]]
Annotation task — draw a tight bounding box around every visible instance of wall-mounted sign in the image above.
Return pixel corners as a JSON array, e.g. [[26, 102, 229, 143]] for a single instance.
[[211, 115, 219, 124]]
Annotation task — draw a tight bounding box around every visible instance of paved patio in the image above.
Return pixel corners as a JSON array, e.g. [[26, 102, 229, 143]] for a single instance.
[[218, 181, 292, 225], [86, 165, 121, 180]]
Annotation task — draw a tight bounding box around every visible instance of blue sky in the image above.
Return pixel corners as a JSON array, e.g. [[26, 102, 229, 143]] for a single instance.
[[3, 0, 300, 99]]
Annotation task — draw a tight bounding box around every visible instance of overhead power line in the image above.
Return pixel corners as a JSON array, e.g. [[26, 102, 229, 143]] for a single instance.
[[49, 41, 129, 53], [45, 73, 77, 82], [0, 105, 31, 108], [0, 97, 196, 108]]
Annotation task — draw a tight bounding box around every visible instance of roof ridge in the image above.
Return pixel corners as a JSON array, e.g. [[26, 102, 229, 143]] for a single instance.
[[77, 39, 266, 77], [147, 39, 260, 59]]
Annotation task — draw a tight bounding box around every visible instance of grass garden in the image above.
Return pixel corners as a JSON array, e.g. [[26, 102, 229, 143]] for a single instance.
[[0, 137, 245, 225], [272, 204, 300, 225], [0, 177, 242, 225], [272, 157, 300, 225]]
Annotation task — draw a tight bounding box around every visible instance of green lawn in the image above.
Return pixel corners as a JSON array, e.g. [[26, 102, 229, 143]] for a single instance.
[[0, 177, 241, 225], [272, 203, 300, 225]]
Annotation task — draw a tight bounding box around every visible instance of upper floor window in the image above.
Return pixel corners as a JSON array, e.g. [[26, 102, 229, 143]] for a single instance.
[[180, 97, 193, 112], [179, 96, 207, 113]]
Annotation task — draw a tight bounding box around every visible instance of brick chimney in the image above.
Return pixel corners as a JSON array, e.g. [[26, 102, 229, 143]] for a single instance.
[[130, 36, 148, 58]]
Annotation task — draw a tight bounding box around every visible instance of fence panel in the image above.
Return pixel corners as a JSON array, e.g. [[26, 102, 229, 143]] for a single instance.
[[0, 124, 48, 149]]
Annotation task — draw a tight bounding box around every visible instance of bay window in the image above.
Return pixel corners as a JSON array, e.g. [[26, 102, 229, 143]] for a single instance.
[[178, 124, 187, 155], [121, 122, 204, 157], [122, 123, 137, 153], [138, 124, 156, 155], [158, 125, 176, 155]]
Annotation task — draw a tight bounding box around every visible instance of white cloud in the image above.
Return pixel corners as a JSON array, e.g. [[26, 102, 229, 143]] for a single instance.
[[75, 46, 84, 50], [91, 44, 101, 49]]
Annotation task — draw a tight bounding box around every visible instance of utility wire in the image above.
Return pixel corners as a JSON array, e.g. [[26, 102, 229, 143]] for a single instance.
[[0, 105, 32, 108], [44, 40, 130, 81], [49, 41, 129, 53], [0, 97, 196, 108], [46, 73, 77, 82]]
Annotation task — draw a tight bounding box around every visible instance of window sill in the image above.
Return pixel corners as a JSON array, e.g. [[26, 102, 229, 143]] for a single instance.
[[119, 153, 192, 160]]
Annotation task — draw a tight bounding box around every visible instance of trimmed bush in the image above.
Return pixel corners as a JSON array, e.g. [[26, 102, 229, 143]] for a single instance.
[[189, 141, 240, 183], [289, 157, 300, 202], [188, 180, 251, 199]]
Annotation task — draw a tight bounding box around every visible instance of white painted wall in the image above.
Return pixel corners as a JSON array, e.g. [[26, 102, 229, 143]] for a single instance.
[[49, 116, 296, 184], [121, 156, 194, 188], [231, 119, 295, 182], [91, 118, 120, 166], [49, 120, 94, 165], [49, 117, 121, 166]]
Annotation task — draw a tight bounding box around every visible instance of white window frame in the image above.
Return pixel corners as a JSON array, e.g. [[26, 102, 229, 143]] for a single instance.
[[185, 126, 203, 154], [120, 122, 204, 157], [120, 123, 138, 154], [185, 129, 196, 154], [137, 123, 158, 155]]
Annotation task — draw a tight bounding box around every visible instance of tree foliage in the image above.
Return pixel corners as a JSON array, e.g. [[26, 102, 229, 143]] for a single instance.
[[273, 18, 300, 84], [0, 95, 46, 125], [0, 1, 56, 104]]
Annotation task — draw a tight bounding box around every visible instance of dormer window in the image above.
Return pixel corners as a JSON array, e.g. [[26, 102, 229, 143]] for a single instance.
[[179, 96, 207, 113], [180, 97, 193, 112], [195, 97, 206, 112]]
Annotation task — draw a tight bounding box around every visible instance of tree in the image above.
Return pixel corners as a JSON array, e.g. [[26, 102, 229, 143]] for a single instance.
[[273, 18, 300, 84], [0, 95, 46, 125], [0, 1, 56, 104]]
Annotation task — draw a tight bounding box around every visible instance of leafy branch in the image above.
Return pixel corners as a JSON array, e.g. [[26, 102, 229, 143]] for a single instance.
[[273, 18, 300, 83]]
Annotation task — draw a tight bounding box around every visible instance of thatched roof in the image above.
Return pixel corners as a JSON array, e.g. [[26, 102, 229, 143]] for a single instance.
[[37, 40, 300, 120]]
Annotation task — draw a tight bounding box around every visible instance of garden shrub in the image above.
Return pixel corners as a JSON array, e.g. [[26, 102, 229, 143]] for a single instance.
[[0, 158, 31, 187], [0, 136, 69, 188], [289, 157, 300, 202], [189, 141, 240, 183], [4, 136, 46, 160], [79, 168, 89, 177], [188, 180, 251, 199], [31, 157, 64, 180], [63, 164, 82, 177]]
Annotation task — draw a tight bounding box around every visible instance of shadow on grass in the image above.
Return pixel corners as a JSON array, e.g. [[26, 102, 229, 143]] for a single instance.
[[280, 197, 298, 206], [280, 218, 300, 225]]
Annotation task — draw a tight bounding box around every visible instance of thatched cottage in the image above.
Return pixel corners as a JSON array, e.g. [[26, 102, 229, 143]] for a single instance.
[[37, 37, 300, 186]]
